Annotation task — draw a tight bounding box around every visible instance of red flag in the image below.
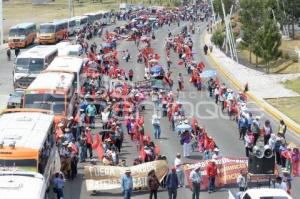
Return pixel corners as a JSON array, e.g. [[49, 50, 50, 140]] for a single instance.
[[155, 145, 161, 156], [139, 145, 146, 161], [74, 112, 80, 123], [191, 116, 198, 131], [55, 128, 63, 140], [122, 83, 128, 95], [92, 134, 104, 160]]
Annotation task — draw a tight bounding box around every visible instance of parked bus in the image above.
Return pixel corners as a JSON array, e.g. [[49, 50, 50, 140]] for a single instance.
[[84, 13, 97, 24], [13, 45, 58, 89], [8, 22, 36, 49], [24, 71, 76, 124], [67, 18, 76, 36], [38, 20, 68, 44], [72, 16, 88, 33], [0, 109, 59, 199], [45, 56, 84, 94]]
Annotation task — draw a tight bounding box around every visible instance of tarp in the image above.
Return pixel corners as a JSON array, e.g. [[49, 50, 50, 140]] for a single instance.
[[184, 157, 248, 190], [84, 160, 169, 191]]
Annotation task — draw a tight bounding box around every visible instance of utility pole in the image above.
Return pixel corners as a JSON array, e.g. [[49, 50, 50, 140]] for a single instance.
[[0, 0, 3, 46]]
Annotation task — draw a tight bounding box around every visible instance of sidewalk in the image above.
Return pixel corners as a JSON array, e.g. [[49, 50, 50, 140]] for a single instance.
[[0, 43, 8, 52], [204, 32, 300, 135]]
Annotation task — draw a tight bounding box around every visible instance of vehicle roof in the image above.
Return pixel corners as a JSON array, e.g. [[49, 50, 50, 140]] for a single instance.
[[46, 56, 84, 73], [10, 22, 36, 30], [27, 71, 74, 91], [243, 188, 292, 199], [71, 15, 88, 20], [17, 45, 58, 59], [0, 171, 43, 199], [40, 20, 66, 26], [0, 112, 54, 150]]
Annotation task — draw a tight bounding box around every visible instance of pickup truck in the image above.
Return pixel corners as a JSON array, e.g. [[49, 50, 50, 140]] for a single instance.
[[228, 188, 293, 199]]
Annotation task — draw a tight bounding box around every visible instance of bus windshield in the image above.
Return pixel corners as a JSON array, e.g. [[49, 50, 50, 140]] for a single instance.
[[0, 159, 37, 172], [40, 25, 55, 33], [24, 93, 65, 114], [9, 28, 26, 37], [15, 58, 44, 73]]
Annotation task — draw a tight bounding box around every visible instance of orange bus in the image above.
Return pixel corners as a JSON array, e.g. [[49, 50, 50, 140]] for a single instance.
[[23, 71, 77, 125], [8, 23, 36, 49], [38, 20, 68, 44]]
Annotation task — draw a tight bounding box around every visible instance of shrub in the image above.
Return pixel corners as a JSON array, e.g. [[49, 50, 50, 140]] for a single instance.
[[211, 30, 225, 49]]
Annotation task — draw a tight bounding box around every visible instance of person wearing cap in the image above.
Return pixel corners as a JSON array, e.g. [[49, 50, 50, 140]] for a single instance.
[[174, 153, 184, 187], [166, 167, 179, 199], [238, 113, 248, 141], [189, 165, 202, 199], [207, 160, 218, 193], [251, 116, 261, 145], [121, 168, 133, 199], [282, 168, 292, 194]]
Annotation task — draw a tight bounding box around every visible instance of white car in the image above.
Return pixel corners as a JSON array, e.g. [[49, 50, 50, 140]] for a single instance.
[[229, 188, 293, 199]]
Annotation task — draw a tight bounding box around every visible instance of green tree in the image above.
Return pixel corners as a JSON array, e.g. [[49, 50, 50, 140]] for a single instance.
[[213, 0, 235, 19], [239, 0, 264, 64], [256, 18, 282, 73], [211, 29, 225, 48]]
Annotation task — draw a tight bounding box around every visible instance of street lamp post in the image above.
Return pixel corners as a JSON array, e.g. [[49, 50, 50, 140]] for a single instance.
[[0, 0, 3, 45]]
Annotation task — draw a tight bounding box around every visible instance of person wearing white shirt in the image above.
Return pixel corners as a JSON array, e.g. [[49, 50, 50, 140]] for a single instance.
[[152, 112, 161, 139], [189, 165, 202, 199], [236, 170, 247, 191], [174, 153, 184, 187], [275, 176, 288, 192]]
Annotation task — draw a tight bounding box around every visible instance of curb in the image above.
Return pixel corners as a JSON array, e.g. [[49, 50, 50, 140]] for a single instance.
[[207, 48, 300, 136]]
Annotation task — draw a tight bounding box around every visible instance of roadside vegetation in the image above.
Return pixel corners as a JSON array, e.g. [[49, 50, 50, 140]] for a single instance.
[[211, 0, 300, 74]]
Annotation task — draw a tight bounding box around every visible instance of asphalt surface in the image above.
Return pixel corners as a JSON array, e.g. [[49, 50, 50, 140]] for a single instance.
[[0, 19, 300, 199]]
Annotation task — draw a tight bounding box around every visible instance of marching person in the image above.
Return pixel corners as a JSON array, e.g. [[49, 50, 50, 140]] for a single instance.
[[152, 111, 161, 139], [7, 48, 11, 61], [174, 153, 184, 187], [53, 172, 65, 199], [121, 168, 134, 199], [189, 165, 202, 199], [147, 169, 160, 199], [236, 170, 247, 192], [166, 167, 179, 199], [278, 120, 287, 138], [178, 73, 184, 91], [207, 159, 218, 193]]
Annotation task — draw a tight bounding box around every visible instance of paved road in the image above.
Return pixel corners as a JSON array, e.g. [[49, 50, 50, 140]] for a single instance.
[[0, 19, 300, 199]]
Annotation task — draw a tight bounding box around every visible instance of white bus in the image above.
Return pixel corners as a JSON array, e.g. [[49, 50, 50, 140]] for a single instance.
[[0, 109, 59, 199], [45, 56, 84, 94], [72, 16, 88, 33], [13, 45, 58, 89], [67, 18, 76, 35]]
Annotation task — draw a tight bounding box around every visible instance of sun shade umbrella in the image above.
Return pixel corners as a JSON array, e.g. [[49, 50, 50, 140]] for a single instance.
[[200, 70, 217, 78], [175, 123, 192, 132], [151, 64, 162, 72]]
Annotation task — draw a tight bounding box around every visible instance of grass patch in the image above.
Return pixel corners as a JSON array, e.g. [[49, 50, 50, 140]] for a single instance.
[[283, 77, 300, 94], [267, 97, 300, 125]]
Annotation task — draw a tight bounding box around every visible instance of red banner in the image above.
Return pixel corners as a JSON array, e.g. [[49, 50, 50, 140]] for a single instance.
[[184, 157, 248, 190]]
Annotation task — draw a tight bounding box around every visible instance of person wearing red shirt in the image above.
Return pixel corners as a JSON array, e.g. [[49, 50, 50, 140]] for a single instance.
[[206, 160, 218, 193]]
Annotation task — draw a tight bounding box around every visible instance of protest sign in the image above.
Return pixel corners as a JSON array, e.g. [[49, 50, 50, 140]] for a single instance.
[[84, 160, 168, 191], [184, 157, 248, 190]]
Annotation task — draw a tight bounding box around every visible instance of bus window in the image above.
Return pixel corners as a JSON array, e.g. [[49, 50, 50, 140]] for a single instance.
[[15, 58, 44, 73], [0, 159, 37, 171], [24, 94, 66, 114], [40, 25, 55, 33]]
